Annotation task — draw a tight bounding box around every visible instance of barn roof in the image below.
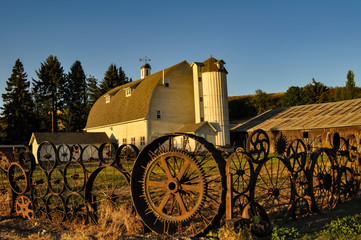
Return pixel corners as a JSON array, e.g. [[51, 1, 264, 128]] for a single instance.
[[177, 122, 217, 133], [29, 132, 110, 145], [85, 61, 190, 129], [231, 98, 361, 132]]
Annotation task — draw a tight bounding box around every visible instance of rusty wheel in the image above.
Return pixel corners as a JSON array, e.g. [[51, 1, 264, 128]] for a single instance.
[[46, 194, 66, 223], [85, 165, 131, 223], [286, 197, 310, 220], [57, 144, 72, 165], [246, 129, 269, 164], [309, 149, 338, 213], [8, 162, 28, 195], [231, 194, 250, 220], [48, 168, 65, 195], [0, 152, 10, 172], [65, 193, 88, 224], [15, 195, 34, 219], [80, 145, 100, 173], [241, 201, 272, 237], [37, 141, 57, 171], [347, 134, 358, 162], [71, 144, 82, 161], [0, 169, 13, 216], [226, 150, 254, 195], [33, 197, 47, 219], [30, 166, 48, 198], [251, 157, 294, 220], [335, 137, 349, 167], [338, 166, 357, 202], [19, 152, 35, 172], [64, 160, 86, 193], [131, 133, 226, 237], [99, 143, 117, 165], [116, 144, 139, 174]]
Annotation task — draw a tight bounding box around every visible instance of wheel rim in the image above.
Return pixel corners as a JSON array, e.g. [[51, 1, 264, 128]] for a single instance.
[[30, 166, 49, 198], [80, 145, 100, 173], [37, 141, 57, 171], [64, 160, 86, 193]]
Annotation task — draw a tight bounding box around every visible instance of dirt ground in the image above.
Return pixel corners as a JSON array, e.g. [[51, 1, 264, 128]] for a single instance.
[[0, 196, 360, 240]]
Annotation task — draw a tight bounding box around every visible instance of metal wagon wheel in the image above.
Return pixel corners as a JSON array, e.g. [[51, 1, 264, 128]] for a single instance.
[[98, 143, 118, 165], [57, 144, 72, 165], [65, 192, 88, 224], [309, 148, 338, 213], [19, 152, 35, 172], [85, 165, 131, 223], [335, 137, 349, 167], [46, 194, 66, 223], [0, 169, 13, 216], [226, 150, 254, 195], [64, 160, 86, 193], [246, 129, 270, 164], [251, 156, 294, 220], [33, 197, 47, 219], [37, 141, 57, 171], [48, 168, 65, 195], [30, 166, 49, 198], [15, 195, 34, 219], [347, 134, 358, 162], [116, 144, 139, 174], [241, 201, 272, 237], [338, 166, 358, 203], [131, 133, 226, 237], [80, 145, 100, 173], [8, 162, 28, 195]]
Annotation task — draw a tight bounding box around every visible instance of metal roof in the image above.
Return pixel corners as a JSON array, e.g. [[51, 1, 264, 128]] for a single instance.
[[231, 98, 361, 132]]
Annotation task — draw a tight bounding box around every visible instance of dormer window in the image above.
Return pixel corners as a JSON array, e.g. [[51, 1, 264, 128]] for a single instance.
[[164, 78, 169, 87], [105, 95, 111, 103], [125, 88, 132, 97]]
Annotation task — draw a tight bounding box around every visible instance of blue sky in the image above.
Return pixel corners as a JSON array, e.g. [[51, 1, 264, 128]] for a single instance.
[[1, 0, 360, 106]]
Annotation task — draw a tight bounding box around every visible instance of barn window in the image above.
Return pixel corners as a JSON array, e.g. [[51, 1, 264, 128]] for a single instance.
[[122, 138, 127, 144], [156, 110, 161, 119], [164, 78, 169, 87], [125, 88, 132, 97], [140, 136, 145, 145], [105, 95, 111, 103], [131, 137, 135, 145]]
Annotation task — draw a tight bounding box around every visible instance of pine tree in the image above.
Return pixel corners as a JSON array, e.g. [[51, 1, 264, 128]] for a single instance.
[[87, 76, 101, 108], [99, 63, 130, 95], [345, 70, 355, 100], [33, 55, 65, 132], [2, 59, 36, 143], [303, 78, 329, 104]]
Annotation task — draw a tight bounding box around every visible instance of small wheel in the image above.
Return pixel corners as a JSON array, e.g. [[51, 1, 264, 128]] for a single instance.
[[33, 197, 47, 219], [57, 144, 72, 165], [0, 169, 13, 216], [15, 195, 34, 219], [30, 166, 49, 198], [309, 149, 338, 213], [65, 193, 88, 224], [46, 194, 66, 223], [80, 145, 100, 173], [71, 144, 82, 161], [0, 152, 10, 171], [116, 144, 139, 174], [226, 151, 254, 195], [241, 201, 272, 237], [48, 168, 65, 195], [8, 162, 28, 195], [37, 141, 57, 171], [246, 129, 270, 164], [99, 143, 117, 165], [347, 134, 358, 162], [251, 157, 294, 220], [85, 165, 131, 223], [286, 197, 310, 220], [19, 152, 35, 172], [64, 160, 86, 193], [231, 194, 250, 219]]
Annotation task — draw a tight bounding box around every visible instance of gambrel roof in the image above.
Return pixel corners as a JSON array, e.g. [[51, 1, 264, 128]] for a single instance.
[[232, 98, 361, 132]]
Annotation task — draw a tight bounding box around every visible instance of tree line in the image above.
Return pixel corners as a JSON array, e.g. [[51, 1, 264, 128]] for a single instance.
[[1, 56, 131, 144], [229, 70, 359, 121]]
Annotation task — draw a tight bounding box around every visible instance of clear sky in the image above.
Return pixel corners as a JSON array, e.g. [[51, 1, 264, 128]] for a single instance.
[[1, 0, 360, 106]]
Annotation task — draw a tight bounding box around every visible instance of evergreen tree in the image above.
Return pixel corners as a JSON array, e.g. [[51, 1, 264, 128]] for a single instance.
[[303, 78, 329, 104], [87, 76, 101, 108], [63, 60, 87, 132], [99, 63, 130, 95], [2, 59, 36, 143], [33, 55, 65, 132], [281, 86, 307, 107], [345, 70, 355, 100]]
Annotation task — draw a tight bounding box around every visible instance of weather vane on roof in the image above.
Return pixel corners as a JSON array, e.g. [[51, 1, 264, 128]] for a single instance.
[[139, 54, 151, 65]]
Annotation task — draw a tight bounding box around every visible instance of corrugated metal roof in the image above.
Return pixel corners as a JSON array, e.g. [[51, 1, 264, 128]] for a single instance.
[[231, 98, 361, 132]]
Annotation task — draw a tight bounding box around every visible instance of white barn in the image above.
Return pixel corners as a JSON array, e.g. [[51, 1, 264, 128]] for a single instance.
[[85, 57, 230, 150]]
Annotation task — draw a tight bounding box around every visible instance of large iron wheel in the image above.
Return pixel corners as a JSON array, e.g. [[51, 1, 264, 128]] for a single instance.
[[46, 194, 66, 223], [65, 193, 88, 224], [85, 165, 131, 223], [80, 145, 100, 173], [116, 144, 139, 174], [0, 169, 13, 216], [30, 166, 49, 198], [246, 129, 270, 164], [99, 143, 117, 165], [347, 134, 358, 162], [37, 141, 57, 171], [64, 160, 86, 193], [309, 149, 338, 213], [57, 144, 72, 165], [48, 168, 65, 195], [131, 133, 226, 237], [251, 157, 294, 220], [8, 162, 28, 195]]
